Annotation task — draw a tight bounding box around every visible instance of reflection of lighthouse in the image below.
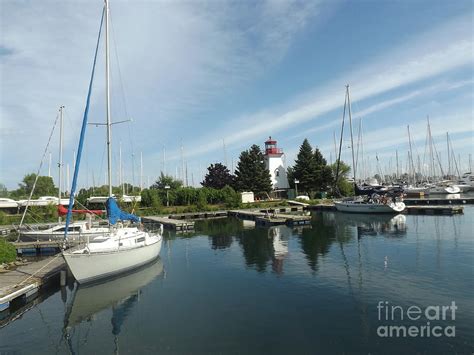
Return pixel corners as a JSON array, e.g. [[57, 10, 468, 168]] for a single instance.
[[269, 226, 290, 275], [264, 137, 289, 194]]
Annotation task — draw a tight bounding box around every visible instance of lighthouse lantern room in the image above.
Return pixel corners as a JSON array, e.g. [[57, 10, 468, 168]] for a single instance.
[[264, 136, 289, 191]]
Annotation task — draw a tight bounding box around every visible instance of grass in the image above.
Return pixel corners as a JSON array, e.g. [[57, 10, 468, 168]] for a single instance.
[[0, 238, 16, 263]]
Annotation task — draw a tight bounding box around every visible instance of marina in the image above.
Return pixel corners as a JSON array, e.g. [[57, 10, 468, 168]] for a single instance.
[[0, 208, 472, 353], [1, 0, 472, 353]]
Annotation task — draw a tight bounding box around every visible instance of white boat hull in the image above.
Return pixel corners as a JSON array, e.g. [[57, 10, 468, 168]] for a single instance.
[[428, 185, 461, 194], [335, 201, 406, 213], [63, 234, 162, 284]]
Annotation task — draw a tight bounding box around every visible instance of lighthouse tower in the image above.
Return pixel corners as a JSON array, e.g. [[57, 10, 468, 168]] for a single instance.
[[264, 136, 289, 190]]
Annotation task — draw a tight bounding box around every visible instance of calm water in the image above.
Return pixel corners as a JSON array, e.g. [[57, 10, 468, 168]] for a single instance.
[[1, 208, 473, 354]]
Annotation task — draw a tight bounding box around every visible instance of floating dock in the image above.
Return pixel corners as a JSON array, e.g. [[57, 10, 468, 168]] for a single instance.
[[12, 240, 83, 254], [168, 210, 228, 220], [404, 197, 474, 205], [404, 205, 464, 215], [141, 216, 195, 231], [228, 209, 311, 226], [0, 256, 66, 312]]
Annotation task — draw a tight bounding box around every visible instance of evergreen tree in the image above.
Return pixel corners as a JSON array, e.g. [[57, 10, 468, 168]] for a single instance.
[[201, 163, 235, 189], [235, 144, 272, 195], [292, 139, 318, 195], [314, 148, 333, 192]]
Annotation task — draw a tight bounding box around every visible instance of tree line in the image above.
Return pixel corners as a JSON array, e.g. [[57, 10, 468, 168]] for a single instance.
[[1, 138, 353, 207]]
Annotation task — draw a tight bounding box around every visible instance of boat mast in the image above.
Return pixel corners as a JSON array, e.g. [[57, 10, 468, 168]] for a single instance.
[[346, 85, 356, 183], [105, 0, 113, 197], [446, 132, 451, 177], [396, 150, 399, 180], [58, 105, 64, 221], [407, 125, 416, 184]]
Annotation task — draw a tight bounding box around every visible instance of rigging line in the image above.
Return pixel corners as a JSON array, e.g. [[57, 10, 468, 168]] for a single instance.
[[18, 111, 60, 234], [110, 11, 136, 189], [64, 6, 105, 242]]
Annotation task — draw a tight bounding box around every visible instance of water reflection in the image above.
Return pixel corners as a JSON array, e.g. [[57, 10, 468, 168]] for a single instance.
[[324, 212, 407, 238], [64, 258, 164, 353], [268, 226, 290, 275]]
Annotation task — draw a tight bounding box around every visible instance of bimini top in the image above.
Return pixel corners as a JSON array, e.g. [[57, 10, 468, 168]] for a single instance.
[[106, 197, 140, 225]]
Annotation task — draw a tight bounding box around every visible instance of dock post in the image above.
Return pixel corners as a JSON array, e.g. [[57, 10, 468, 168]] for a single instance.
[[60, 269, 67, 286]]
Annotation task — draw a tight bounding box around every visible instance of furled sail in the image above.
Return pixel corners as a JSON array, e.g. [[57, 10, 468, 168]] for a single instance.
[[58, 204, 103, 216], [106, 197, 140, 225]]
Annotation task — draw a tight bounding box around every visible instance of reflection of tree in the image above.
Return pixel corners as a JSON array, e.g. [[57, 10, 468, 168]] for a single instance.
[[196, 218, 243, 250], [235, 227, 274, 273], [299, 213, 337, 272]]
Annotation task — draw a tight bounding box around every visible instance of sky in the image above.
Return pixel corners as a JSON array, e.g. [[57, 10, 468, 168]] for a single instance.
[[0, 0, 473, 191]]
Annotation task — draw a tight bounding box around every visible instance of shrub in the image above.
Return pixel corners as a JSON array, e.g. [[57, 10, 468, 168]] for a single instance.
[[0, 239, 16, 263]]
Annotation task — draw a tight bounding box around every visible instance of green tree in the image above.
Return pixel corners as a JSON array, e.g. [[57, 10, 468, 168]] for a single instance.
[[234, 144, 272, 196], [0, 183, 8, 198], [11, 173, 57, 198], [313, 148, 333, 192], [331, 161, 353, 196], [201, 163, 235, 189], [151, 173, 182, 190], [291, 139, 318, 196]]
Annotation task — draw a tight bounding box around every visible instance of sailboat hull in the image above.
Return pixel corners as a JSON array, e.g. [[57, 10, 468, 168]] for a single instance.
[[63, 236, 162, 284], [335, 201, 406, 213]]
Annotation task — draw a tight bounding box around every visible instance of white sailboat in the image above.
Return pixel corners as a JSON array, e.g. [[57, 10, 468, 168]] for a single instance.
[[334, 86, 405, 214], [62, 0, 162, 284]]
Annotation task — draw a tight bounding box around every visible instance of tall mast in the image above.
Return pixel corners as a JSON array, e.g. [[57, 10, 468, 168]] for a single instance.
[[105, 0, 112, 197], [446, 132, 451, 177], [396, 150, 399, 180], [407, 125, 416, 184], [58, 105, 64, 221], [119, 141, 124, 195], [140, 151, 143, 191], [346, 85, 356, 183]]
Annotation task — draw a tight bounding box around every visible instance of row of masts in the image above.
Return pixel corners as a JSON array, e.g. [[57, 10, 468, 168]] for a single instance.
[[334, 86, 471, 186]]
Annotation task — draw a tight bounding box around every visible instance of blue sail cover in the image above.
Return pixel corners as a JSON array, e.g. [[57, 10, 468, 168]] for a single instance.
[[106, 197, 140, 225]]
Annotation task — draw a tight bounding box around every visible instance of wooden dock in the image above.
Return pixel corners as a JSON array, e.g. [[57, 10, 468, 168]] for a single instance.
[[404, 205, 464, 215], [0, 256, 65, 312], [404, 197, 474, 205], [141, 216, 195, 231], [229, 209, 311, 226], [13, 240, 83, 254], [168, 210, 228, 220]]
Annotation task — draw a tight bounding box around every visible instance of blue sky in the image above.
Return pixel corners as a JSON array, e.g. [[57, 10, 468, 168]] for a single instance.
[[1, 0, 472, 190]]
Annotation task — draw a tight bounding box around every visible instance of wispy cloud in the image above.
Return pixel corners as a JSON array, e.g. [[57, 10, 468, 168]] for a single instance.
[[166, 13, 472, 161], [0, 0, 326, 187]]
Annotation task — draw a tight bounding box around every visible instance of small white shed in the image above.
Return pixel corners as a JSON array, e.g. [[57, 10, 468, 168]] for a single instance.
[[241, 191, 255, 204]]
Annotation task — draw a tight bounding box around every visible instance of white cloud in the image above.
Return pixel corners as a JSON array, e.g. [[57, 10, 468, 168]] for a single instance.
[[0, 0, 325, 188], [166, 13, 472, 161]]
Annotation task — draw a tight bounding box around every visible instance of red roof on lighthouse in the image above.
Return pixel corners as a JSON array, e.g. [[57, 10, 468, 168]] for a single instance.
[[265, 136, 277, 145], [265, 136, 283, 155]]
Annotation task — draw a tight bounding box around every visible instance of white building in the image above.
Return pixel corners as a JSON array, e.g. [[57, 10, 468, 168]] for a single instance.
[[263, 137, 289, 191]]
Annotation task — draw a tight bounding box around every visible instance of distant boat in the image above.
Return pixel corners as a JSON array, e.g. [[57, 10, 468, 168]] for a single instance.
[[335, 198, 406, 213], [19, 220, 109, 242], [0, 198, 18, 209], [62, 0, 162, 284], [17, 196, 70, 207], [426, 181, 461, 194], [333, 85, 405, 214], [455, 172, 473, 192]]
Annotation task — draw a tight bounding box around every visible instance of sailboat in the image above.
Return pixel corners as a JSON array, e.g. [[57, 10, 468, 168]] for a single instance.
[[334, 86, 405, 214], [62, 0, 162, 284]]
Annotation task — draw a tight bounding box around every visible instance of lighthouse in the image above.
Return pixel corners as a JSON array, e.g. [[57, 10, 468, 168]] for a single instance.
[[264, 136, 289, 191]]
